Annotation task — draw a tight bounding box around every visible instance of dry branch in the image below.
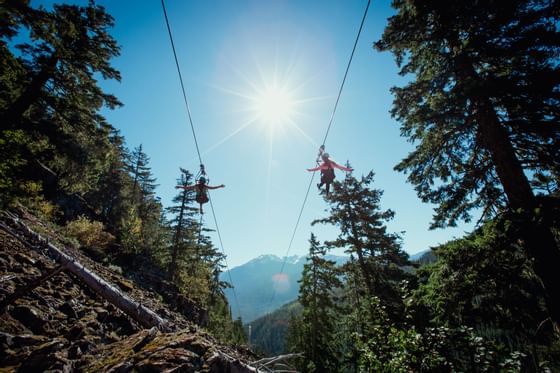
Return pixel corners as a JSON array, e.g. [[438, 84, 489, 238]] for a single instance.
[[250, 353, 302, 372]]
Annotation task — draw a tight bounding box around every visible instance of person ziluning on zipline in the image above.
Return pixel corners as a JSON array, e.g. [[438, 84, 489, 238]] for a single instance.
[[175, 176, 224, 214], [307, 151, 352, 196]]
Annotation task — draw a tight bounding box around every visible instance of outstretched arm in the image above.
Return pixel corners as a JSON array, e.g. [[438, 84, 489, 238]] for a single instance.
[[330, 161, 353, 172], [206, 184, 225, 190], [307, 165, 322, 172], [175, 185, 196, 191]]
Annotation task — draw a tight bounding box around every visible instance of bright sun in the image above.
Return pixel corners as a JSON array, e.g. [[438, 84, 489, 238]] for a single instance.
[[254, 86, 295, 127]]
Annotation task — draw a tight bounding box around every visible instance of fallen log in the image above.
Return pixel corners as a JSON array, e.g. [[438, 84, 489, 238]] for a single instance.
[[1, 215, 169, 331]]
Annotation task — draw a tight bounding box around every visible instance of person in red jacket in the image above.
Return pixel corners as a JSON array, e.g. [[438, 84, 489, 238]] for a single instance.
[[175, 177, 225, 214], [307, 153, 352, 196]]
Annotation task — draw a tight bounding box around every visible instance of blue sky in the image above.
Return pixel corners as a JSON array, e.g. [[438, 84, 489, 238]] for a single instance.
[[33, 0, 475, 268]]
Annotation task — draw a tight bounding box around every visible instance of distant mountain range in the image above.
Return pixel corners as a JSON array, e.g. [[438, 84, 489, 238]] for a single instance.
[[221, 254, 347, 322], [409, 249, 430, 261], [222, 251, 435, 323], [409, 249, 437, 264]]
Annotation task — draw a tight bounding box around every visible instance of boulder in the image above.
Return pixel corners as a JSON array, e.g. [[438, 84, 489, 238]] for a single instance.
[[10, 305, 47, 334], [14, 252, 36, 266], [17, 339, 65, 372], [59, 301, 78, 320]]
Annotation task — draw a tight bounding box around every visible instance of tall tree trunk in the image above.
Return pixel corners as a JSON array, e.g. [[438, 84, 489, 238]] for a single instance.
[[450, 34, 560, 326], [1, 54, 58, 125], [476, 101, 560, 327]]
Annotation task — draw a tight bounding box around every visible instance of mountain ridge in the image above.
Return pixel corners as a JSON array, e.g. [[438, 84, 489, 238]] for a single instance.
[[222, 254, 347, 322]]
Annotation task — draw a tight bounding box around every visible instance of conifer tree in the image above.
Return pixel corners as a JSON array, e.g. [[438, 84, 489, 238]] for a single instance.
[[85, 129, 132, 230], [376, 0, 560, 324], [291, 233, 342, 372], [0, 1, 122, 207], [1, 1, 121, 126], [166, 168, 199, 281], [313, 171, 410, 321], [125, 145, 161, 255], [165, 168, 230, 310]]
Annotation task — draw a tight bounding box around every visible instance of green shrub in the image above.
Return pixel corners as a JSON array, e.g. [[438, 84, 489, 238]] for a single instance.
[[65, 216, 115, 250]]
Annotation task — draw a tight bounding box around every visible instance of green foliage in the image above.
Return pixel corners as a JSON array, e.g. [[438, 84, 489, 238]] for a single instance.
[[340, 294, 531, 372], [313, 171, 411, 322], [287, 169, 560, 372], [376, 0, 560, 339], [415, 219, 545, 329], [250, 301, 302, 356], [411, 218, 559, 370], [207, 294, 247, 346], [0, 0, 242, 355], [376, 0, 560, 227], [288, 234, 342, 372], [0, 129, 27, 205], [64, 215, 115, 251], [166, 168, 199, 281], [1, 0, 122, 211], [116, 144, 165, 257]]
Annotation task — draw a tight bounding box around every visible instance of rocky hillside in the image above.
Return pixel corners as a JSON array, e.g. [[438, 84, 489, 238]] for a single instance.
[[0, 209, 296, 372]]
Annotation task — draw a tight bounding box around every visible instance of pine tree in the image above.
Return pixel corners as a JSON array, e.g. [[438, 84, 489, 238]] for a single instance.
[[289, 233, 342, 372], [125, 145, 161, 255], [376, 0, 560, 325], [412, 218, 555, 363], [166, 168, 199, 281], [165, 168, 230, 310], [1, 2, 121, 126], [0, 1, 122, 208], [313, 171, 410, 322]]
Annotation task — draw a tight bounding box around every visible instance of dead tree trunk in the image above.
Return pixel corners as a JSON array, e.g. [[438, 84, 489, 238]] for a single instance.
[[1, 215, 169, 331]]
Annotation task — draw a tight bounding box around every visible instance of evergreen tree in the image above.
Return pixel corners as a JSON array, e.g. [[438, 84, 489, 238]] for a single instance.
[[412, 218, 558, 367], [166, 168, 199, 281], [290, 233, 342, 372], [207, 293, 247, 346], [125, 144, 162, 255], [0, 1, 121, 209], [166, 168, 229, 310], [1, 1, 121, 126], [0, 1, 34, 206], [376, 0, 560, 324], [313, 171, 410, 322], [84, 129, 133, 230], [128, 145, 155, 205]]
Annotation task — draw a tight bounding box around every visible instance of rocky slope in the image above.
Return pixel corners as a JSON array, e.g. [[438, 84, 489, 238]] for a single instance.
[[0, 209, 263, 372]]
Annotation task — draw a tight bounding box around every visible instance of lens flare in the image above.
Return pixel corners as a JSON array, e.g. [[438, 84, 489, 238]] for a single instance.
[[255, 86, 295, 126]]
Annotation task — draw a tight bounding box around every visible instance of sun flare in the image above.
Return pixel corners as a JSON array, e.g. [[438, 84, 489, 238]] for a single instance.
[[254, 86, 295, 126]]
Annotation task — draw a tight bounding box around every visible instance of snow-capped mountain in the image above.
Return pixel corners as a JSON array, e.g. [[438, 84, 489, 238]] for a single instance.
[[221, 254, 346, 322]]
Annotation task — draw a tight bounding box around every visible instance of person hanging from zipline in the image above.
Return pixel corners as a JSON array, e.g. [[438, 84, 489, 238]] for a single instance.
[[307, 149, 352, 196], [175, 176, 224, 214]]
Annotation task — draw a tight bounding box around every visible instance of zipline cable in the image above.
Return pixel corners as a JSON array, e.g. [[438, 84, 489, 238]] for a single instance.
[[161, 0, 202, 164], [265, 0, 371, 315], [208, 196, 242, 320], [161, 0, 242, 321], [321, 0, 371, 147]]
